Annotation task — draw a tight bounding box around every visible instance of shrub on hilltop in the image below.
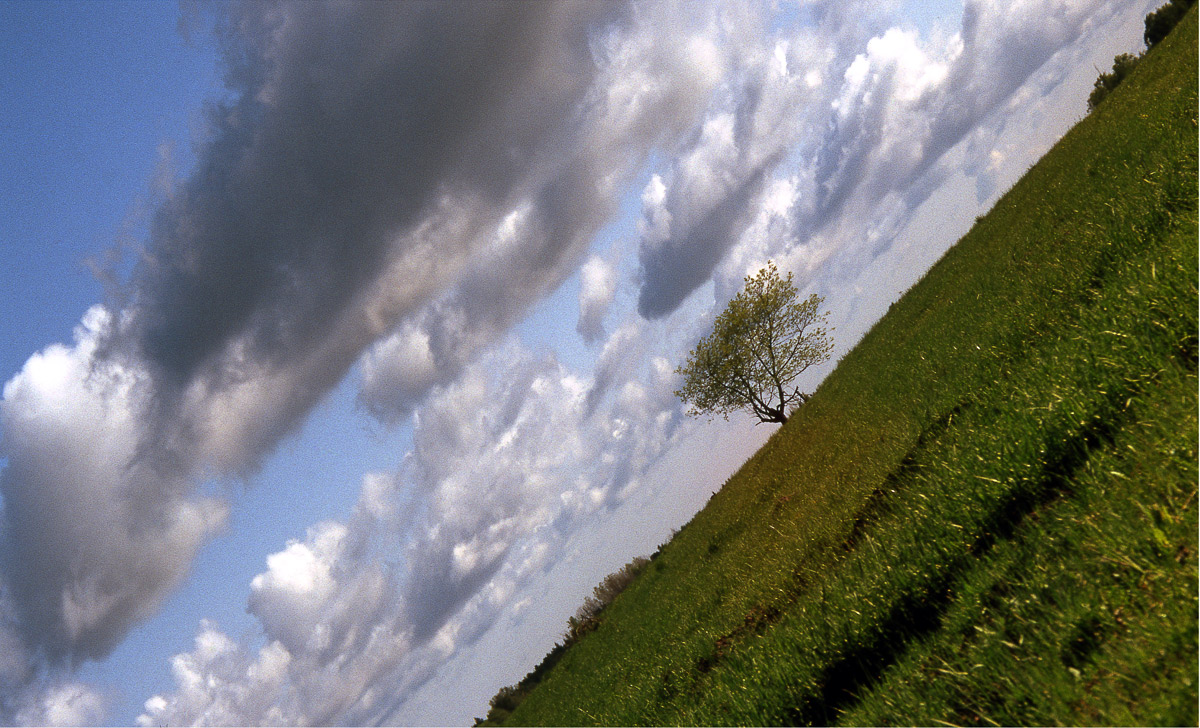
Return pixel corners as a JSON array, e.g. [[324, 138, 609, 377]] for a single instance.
[[1089, 0, 1195, 111]]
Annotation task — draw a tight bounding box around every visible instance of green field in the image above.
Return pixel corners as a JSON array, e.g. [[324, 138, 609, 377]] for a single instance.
[[488, 9, 1198, 726]]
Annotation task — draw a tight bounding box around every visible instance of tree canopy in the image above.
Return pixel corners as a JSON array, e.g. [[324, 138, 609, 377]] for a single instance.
[[675, 262, 832, 425]]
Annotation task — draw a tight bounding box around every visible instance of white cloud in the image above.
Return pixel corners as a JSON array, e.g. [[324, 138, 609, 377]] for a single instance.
[[633, 0, 891, 317], [140, 309, 693, 724], [14, 682, 106, 728], [577, 256, 618, 344], [247, 523, 345, 653], [0, 307, 228, 663], [134, 621, 293, 727], [359, 322, 440, 424], [634, 0, 1137, 320]]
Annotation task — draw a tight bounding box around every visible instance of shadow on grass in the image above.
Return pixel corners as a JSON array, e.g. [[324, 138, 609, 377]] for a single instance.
[[785, 384, 1139, 725]]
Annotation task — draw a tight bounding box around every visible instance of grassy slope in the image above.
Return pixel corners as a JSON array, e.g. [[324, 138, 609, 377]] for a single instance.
[[502, 11, 1198, 726]]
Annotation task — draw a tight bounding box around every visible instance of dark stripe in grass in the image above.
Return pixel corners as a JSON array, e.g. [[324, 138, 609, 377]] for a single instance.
[[786, 379, 1148, 725]]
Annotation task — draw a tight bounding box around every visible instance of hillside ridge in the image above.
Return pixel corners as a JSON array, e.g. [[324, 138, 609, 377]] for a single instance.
[[482, 7, 1198, 725]]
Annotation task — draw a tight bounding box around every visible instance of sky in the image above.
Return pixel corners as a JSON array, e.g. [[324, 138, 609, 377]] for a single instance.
[[0, 0, 1158, 725]]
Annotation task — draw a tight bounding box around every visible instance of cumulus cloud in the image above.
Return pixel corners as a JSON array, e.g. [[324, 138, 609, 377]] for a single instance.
[[146, 515, 405, 727], [136, 620, 295, 726], [577, 256, 618, 344], [634, 0, 892, 317], [634, 0, 1133, 318], [11, 682, 106, 727], [0, 308, 228, 663], [802, 0, 1147, 299], [139, 323, 687, 725]]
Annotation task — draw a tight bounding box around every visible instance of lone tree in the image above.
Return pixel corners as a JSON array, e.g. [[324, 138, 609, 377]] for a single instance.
[[675, 262, 832, 425]]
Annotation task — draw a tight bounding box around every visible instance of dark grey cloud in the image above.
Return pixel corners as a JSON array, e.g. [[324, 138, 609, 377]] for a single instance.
[[637, 163, 772, 318], [2, 0, 644, 679], [356, 0, 732, 422], [127, 1, 622, 460]]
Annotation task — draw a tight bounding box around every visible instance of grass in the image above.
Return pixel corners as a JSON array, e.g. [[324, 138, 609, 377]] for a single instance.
[[488, 8, 1198, 726]]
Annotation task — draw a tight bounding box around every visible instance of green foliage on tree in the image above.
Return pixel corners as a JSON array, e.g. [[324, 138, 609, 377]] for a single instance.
[[675, 262, 833, 425], [566, 555, 651, 643], [1145, 0, 1196, 48], [1088, 53, 1143, 112], [1088, 0, 1195, 112]]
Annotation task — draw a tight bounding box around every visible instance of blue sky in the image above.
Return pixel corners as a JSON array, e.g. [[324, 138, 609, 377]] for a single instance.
[[0, 1, 1156, 724], [0, 3, 208, 378]]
